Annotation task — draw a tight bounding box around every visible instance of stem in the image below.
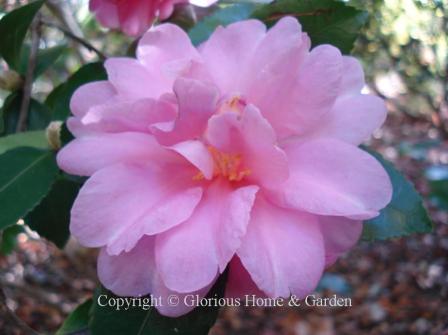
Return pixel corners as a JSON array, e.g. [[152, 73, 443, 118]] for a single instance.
[[265, 8, 333, 22], [16, 15, 41, 133], [42, 20, 106, 60]]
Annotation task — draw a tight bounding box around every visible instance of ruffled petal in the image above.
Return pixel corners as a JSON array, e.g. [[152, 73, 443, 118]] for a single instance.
[[70, 81, 116, 117], [152, 78, 219, 145], [70, 98, 177, 136], [200, 20, 266, 93], [105, 58, 168, 99], [137, 23, 200, 72], [237, 196, 325, 298], [57, 132, 166, 176], [116, 0, 155, 36], [269, 139, 392, 219], [156, 180, 258, 293], [169, 140, 214, 180], [98, 235, 215, 317], [70, 162, 202, 255], [90, 0, 120, 29], [206, 105, 289, 187], [225, 256, 265, 298], [250, 43, 342, 138], [246, 17, 307, 134], [153, 274, 216, 317], [319, 216, 363, 266], [300, 94, 387, 145], [340, 56, 365, 95], [98, 236, 156, 296]]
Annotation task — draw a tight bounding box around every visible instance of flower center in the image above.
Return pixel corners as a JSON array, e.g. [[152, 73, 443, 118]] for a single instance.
[[194, 146, 251, 182], [217, 95, 247, 115]]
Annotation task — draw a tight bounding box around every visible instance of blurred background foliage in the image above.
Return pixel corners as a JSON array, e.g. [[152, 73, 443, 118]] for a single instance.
[[352, 0, 448, 136]]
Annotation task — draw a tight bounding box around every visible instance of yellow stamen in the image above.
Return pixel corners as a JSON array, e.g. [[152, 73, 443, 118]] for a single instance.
[[192, 146, 251, 182]]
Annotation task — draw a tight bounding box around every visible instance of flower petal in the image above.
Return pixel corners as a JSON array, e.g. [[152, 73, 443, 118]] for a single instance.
[[269, 139, 392, 218], [156, 180, 258, 293], [105, 58, 168, 99], [291, 45, 343, 133], [57, 132, 166, 176], [237, 196, 325, 298], [249, 44, 342, 138], [70, 81, 116, 117], [116, 0, 155, 36], [70, 162, 202, 255], [152, 78, 219, 145], [169, 140, 214, 179], [153, 274, 216, 317], [71, 97, 177, 136], [98, 236, 156, 296], [137, 23, 200, 71], [90, 0, 120, 30], [206, 105, 289, 187], [319, 216, 363, 266], [98, 235, 215, 317], [340, 56, 365, 95], [301, 94, 387, 145], [200, 20, 266, 93], [225, 256, 265, 298]]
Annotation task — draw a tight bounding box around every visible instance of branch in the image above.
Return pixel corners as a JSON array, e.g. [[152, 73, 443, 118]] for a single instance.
[[16, 15, 41, 133], [265, 8, 333, 22], [45, 0, 84, 39], [42, 20, 106, 60]]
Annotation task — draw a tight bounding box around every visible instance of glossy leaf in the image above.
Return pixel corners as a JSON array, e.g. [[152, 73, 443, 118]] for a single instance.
[[0, 0, 45, 69], [19, 44, 67, 78], [0, 147, 59, 231], [1, 93, 52, 135], [189, 3, 256, 45], [26, 178, 80, 249], [0, 130, 47, 155], [46, 62, 107, 121], [252, 0, 368, 53], [60, 122, 74, 147], [362, 151, 433, 241], [56, 299, 92, 335], [89, 271, 228, 335], [0, 224, 25, 255]]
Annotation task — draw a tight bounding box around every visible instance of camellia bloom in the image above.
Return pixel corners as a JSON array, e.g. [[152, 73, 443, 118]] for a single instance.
[[89, 0, 217, 36], [58, 17, 392, 316]]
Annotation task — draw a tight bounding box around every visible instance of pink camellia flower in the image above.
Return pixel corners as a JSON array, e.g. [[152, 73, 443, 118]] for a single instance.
[[90, 0, 217, 36], [57, 17, 392, 316]]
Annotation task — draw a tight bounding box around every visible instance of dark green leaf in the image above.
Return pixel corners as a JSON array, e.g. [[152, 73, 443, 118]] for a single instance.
[[0, 130, 47, 155], [0, 224, 25, 255], [0, 104, 3, 133], [19, 44, 67, 78], [252, 0, 368, 53], [56, 299, 92, 335], [1, 93, 52, 135], [189, 3, 256, 45], [26, 178, 80, 249], [362, 151, 433, 241], [89, 271, 228, 335], [46, 62, 107, 121], [60, 122, 74, 147], [0, 0, 45, 69], [0, 147, 59, 231]]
